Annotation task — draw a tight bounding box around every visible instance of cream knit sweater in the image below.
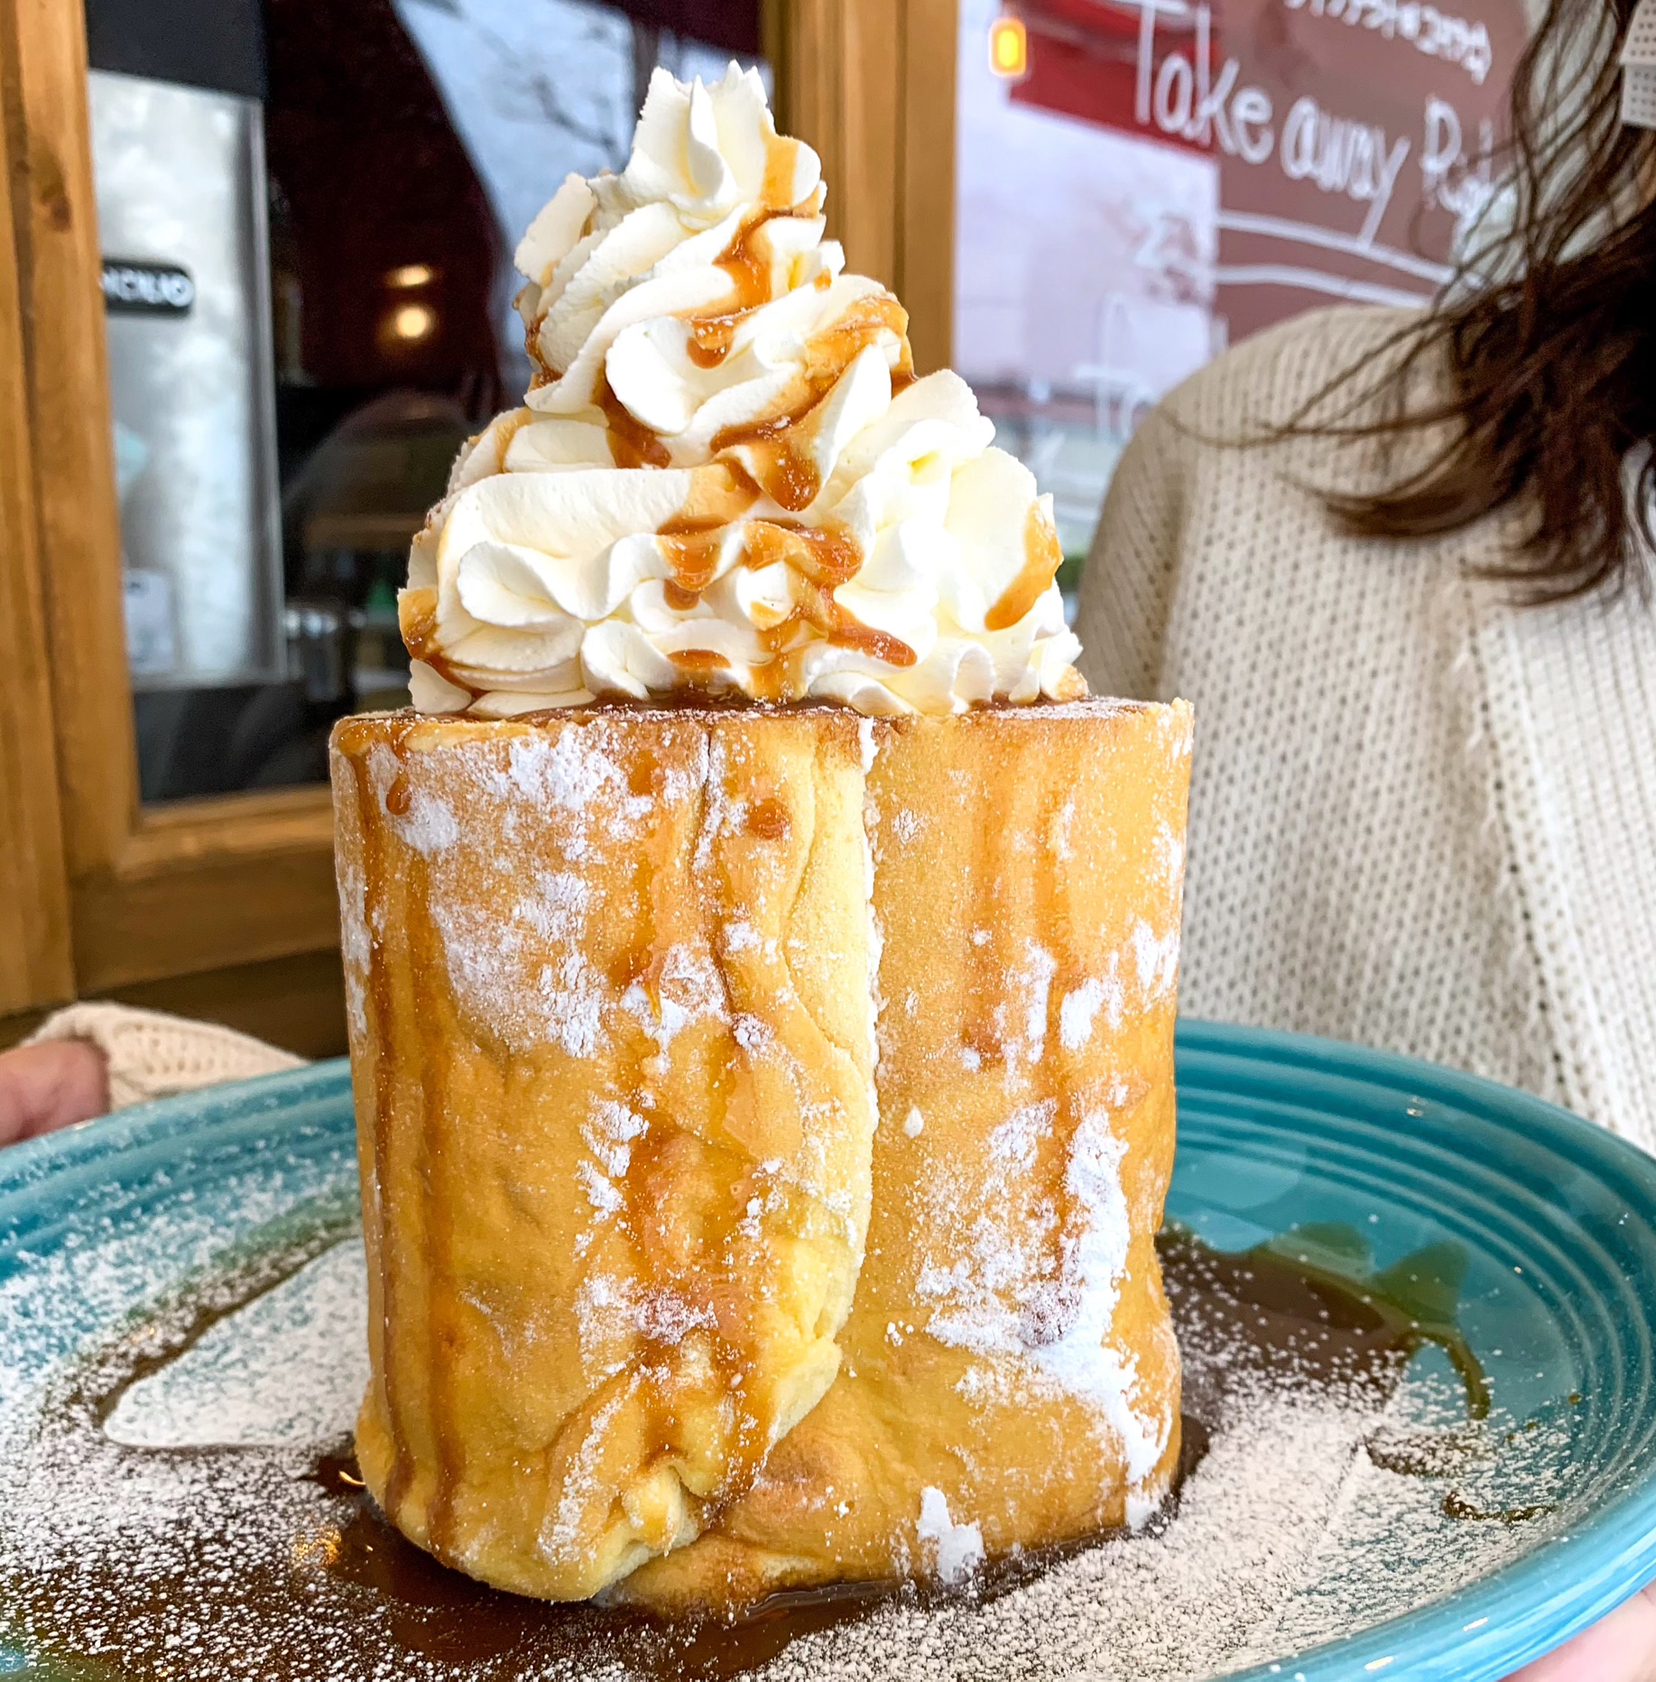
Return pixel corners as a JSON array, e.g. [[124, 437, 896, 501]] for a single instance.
[[24, 1004, 303, 1112], [1077, 305, 1656, 1153]]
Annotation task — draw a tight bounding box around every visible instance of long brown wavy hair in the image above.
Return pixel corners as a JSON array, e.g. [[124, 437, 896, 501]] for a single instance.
[[1303, 0, 1656, 598]]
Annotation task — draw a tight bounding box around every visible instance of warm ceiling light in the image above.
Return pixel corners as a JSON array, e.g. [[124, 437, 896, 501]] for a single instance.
[[989, 14, 1029, 79], [386, 263, 434, 289], [389, 302, 437, 342]]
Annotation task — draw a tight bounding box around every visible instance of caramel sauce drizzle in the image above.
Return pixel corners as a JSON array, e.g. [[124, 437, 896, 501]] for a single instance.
[[746, 626, 803, 704], [686, 319, 740, 370], [659, 529, 728, 594], [591, 196, 916, 515], [742, 518, 863, 588], [678, 139, 816, 369], [350, 716, 429, 1521], [657, 513, 861, 597], [411, 845, 467, 1563], [655, 458, 762, 595], [359, 718, 475, 1561], [683, 189, 822, 369], [747, 796, 791, 840], [984, 500, 1065, 633], [709, 293, 914, 514], [398, 588, 485, 700], [600, 375, 672, 470], [600, 730, 788, 1523], [795, 577, 918, 669], [523, 301, 554, 388], [652, 512, 913, 685]]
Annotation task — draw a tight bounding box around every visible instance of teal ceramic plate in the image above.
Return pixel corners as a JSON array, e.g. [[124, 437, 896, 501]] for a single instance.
[[2, 1022, 1655, 1681]]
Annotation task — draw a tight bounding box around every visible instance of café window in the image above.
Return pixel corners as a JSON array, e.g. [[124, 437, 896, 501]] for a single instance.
[[85, 0, 769, 805], [953, 0, 1529, 604]]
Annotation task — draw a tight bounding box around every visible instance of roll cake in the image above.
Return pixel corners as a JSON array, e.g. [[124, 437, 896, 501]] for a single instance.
[[328, 63, 1194, 1611]]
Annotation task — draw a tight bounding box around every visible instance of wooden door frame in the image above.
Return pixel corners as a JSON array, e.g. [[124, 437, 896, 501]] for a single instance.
[[772, 0, 958, 377], [0, 0, 962, 1008], [2, 0, 339, 1000], [0, 0, 72, 1022]]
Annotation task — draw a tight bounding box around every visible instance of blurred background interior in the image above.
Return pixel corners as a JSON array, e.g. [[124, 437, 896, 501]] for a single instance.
[[0, 0, 1528, 1051], [90, 0, 773, 803]]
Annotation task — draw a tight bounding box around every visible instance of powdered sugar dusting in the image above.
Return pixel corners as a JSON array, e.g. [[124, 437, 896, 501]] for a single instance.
[[988, 1100, 1055, 1174], [1059, 977, 1112, 1053], [1033, 1110, 1167, 1484], [858, 717, 878, 773], [544, 1380, 632, 1567], [335, 850, 371, 1043], [368, 743, 459, 856], [395, 724, 702, 1057], [104, 1241, 368, 1449], [0, 1166, 1572, 1682], [972, 941, 1060, 1070], [916, 1486, 984, 1585], [621, 945, 727, 1057], [434, 866, 611, 1059], [1131, 920, 1181, 1005], [1017, 944, 1058, 1064], [573, 1273, 720, 1386], [914, 1088, 1165, 1487], [578, 1161, 626, 1217], [1156, 819, 1186, 889]]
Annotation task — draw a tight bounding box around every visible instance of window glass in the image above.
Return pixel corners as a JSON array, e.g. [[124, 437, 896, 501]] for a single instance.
[[954, 0, 1530, 608], [86, 0, 767, 803]]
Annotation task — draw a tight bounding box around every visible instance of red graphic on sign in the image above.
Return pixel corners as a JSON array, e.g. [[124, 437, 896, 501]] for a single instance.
[[1011, 0, 1527, 339]]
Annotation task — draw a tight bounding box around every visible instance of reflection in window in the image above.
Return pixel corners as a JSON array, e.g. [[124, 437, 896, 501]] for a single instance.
[[954, 0, 1526, 610], [86, 0, 765, 803]]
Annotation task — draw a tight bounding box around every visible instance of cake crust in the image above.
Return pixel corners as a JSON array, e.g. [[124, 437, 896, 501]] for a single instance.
[[332, 707, 879, 1598], [623, 701, 1192, 1606], [331, 697, 1192, 1608]]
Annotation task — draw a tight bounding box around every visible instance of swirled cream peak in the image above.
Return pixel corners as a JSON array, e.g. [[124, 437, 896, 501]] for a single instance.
[[402, 63, 1085, 717]]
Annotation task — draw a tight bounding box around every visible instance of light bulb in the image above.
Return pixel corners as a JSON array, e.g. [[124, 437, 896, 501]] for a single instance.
[[389, 302, 436, 342], [989, 15, 1029, 79]]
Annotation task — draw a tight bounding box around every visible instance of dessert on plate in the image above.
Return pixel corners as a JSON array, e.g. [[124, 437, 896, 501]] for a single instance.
[[330, 64, 1193, 1611]]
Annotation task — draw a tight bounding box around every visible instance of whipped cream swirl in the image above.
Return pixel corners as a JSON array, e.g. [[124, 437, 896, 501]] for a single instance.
[[402, 64, 1085, 717]]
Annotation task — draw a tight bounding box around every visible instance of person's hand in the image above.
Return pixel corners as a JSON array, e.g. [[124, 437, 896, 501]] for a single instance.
[[1508, 1586, 1656, 1680], [0, 1040, 110, 1146]]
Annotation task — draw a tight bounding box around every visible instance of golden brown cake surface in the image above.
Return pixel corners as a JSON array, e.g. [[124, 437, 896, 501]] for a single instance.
[[623, 701, 1191, 1606], [332, 707, 880, 1599], [331, 697, 1192, 1608]]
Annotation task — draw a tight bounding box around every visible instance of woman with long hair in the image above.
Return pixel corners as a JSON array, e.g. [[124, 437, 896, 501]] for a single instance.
[[1078, 0, 1655, 1672]]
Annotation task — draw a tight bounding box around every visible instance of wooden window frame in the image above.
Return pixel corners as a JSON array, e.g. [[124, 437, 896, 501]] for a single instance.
[[3, 0, 337, 1010], [770, 0, 958, 379], [0, 0, 960, 1031]]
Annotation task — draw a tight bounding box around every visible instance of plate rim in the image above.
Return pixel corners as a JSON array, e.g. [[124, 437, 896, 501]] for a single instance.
[[4, 1021, 1656, 1682], [1173, 1022, 1656, 1681]]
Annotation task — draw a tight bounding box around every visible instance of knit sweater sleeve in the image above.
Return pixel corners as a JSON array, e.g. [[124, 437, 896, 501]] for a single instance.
[[1075, 305, 1426, 705], [24, 1003, 305, 1112], [1074, 403, 1189, 703]]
